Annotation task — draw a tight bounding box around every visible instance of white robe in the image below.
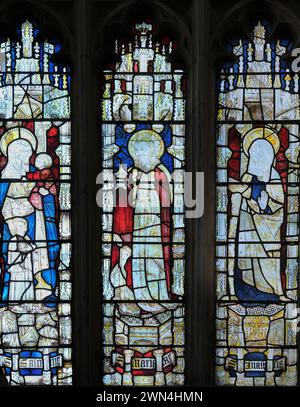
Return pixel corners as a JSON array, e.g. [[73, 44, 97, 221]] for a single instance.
[[235, 171, 284, 295]]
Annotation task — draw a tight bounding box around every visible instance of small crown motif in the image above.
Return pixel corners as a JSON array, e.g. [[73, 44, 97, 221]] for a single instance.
[[135, 22, 152, 35]]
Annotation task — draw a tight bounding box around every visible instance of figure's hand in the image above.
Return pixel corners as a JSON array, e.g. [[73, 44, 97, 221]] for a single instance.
[[113, 233, 123, 246], [39, 187, 49, 196], [18, 241, 36, 253], [258, 190, 269, 210], [119, 245, 131, 268]]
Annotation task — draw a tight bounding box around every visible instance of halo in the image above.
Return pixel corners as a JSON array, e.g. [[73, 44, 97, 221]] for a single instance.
[[242, 127, 280, 157], [128, 129, 164, 159], [0, 127, 37, 156]]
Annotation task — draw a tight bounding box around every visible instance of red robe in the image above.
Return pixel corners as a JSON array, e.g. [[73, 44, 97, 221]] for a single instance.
[[111, 167, 172, 295]]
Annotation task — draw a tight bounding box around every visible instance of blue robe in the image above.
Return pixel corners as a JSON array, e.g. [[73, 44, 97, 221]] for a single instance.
[[0, 172, 59, 306]]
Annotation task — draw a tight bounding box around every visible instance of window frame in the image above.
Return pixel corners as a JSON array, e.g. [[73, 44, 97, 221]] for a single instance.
[[2, 0, 298, 387]]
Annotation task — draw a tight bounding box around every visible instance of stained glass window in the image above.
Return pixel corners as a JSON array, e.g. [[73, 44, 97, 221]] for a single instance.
[[216, 21, 299, 386], [0, 21, 72, 385], [101, 21, 185, 386]]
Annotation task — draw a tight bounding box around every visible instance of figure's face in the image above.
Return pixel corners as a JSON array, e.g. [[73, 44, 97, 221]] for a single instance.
[[128, 130, 164, 173], [135, 141, 149, 163], [7, 139, 33, 168], [132, 140, 162, 172], [248, 139, 275, 181]]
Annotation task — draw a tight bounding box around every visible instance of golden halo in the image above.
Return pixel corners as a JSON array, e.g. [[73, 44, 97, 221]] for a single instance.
[[128, 129, 164, 159], [0, 127, 37, 156], [242, 127, 280, 157]]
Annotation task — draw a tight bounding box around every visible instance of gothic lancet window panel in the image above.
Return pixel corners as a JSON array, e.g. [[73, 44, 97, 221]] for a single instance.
[[101, 22, 185, 386], [0, 21, 72, 385], [216, 21, 299, 386]]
